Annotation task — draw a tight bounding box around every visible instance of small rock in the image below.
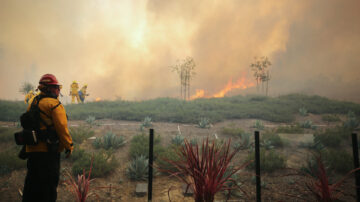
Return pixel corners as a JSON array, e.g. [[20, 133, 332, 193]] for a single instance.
[[182, 184, 194, 197], [88, 136, 96, 140], [135, 183, 147, 197]]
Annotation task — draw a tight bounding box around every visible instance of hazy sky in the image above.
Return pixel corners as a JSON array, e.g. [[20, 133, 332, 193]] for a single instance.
[[1, 0, 359, 102]]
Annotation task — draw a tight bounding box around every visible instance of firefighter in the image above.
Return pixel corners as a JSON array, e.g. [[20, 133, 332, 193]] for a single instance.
[[78, 84, 89, 103], [22, 74, 73, 202], [24, 90, 35, 104], [69, 81, 80, 104]]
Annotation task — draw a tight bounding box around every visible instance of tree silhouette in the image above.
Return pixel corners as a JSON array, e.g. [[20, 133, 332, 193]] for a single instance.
[[19, 82, 35, 95], [171, 57, 196, 100], [250, 56, 271, 95]]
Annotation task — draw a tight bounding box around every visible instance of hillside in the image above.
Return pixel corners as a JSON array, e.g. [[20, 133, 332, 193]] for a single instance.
[[1, 94, 360, 123]]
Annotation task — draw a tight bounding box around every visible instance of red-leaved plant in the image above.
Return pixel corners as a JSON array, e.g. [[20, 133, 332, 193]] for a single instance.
[[162, 138, 249, 202], [305, 155, 360, 202], [64, 157, 95, 202]]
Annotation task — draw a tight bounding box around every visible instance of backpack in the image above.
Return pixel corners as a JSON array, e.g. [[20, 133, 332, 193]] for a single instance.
[[15, 95, 60, 146]]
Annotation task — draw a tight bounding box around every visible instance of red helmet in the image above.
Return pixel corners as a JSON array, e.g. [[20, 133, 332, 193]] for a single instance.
[[39, 74, 60, 85]]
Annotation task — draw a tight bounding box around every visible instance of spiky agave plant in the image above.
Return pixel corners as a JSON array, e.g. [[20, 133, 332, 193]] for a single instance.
[[126, 155, 149, 181], [163, 138, 249, 202]]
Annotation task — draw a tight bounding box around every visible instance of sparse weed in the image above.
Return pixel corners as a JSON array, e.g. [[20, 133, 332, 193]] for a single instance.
[[220, 126, 245, 138], [321, 114, 340, 123], [276, 125, 304, 134]]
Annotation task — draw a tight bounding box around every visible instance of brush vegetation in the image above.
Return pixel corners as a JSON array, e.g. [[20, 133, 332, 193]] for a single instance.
[[1, 94, 360, 123]]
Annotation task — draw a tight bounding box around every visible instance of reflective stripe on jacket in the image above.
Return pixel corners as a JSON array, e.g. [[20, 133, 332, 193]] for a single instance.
[[26, 95, 73, 153]]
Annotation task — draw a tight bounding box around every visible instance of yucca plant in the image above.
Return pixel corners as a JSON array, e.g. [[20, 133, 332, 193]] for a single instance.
[[126, 155, 149, 181], [163, 138, 249, 202], [171, 135, 185, 146]]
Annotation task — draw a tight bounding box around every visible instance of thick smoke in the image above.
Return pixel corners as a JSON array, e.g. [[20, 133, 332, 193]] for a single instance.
[[0, 0, 359, 102]]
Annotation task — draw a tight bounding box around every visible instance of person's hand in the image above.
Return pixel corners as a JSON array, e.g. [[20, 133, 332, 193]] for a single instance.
[[65, 148, 73, 158]]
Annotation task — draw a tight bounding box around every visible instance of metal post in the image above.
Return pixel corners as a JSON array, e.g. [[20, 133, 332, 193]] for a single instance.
[[148, 129, 154, 202], [351, 133, 360, 202], [255, 131, 261, 202]]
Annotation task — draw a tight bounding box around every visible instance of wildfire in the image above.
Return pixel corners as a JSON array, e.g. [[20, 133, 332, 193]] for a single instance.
[[190, 89, 205, 100], [190, 77, 255, 100], [95, 97, 102, 102]]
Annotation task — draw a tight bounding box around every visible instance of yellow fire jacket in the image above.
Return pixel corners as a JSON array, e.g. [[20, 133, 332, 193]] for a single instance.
[[26, 94, 74, 153], [70, 83, 79, 95]]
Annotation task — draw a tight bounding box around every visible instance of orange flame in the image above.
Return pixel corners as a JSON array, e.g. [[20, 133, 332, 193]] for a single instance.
[[190, 89, 205, 100], [190, 77, 255, 100], [95, 97, 102, 102]]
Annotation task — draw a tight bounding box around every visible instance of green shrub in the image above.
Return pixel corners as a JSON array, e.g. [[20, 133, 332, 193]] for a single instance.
[[198, 117, 211, 129], [129, 133, 164, 160], [261, 132, 283, 148], [220, 126, 245, 138], [276, 125, 304, 134], [69, 126, 94, 144], [72, 151, 117, 178], [0, 149, 26, 176], [299, 107, 308, 116], [126, 155, 150, 181], [66, 148, 88, 162], [314, 126, 347, 148], [343, 111, 359, 130], [246, 149, 286, 172], [157, 145, 182, 173], [253, 120, 264, 130], [322, 114, 340, 122], [92, 131, 125, 150], [300, 155, 320, 177], [324, 149, 353, 174], [171, 135, 184, 146], [232, 133, 251, 150], [0, 127, 17, 142]]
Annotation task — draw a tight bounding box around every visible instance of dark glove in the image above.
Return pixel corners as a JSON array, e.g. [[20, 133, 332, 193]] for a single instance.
[[65, 148, 72, 158]]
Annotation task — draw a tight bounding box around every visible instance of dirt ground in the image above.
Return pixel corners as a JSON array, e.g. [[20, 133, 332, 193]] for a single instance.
[[0, 114, 357, 202]]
